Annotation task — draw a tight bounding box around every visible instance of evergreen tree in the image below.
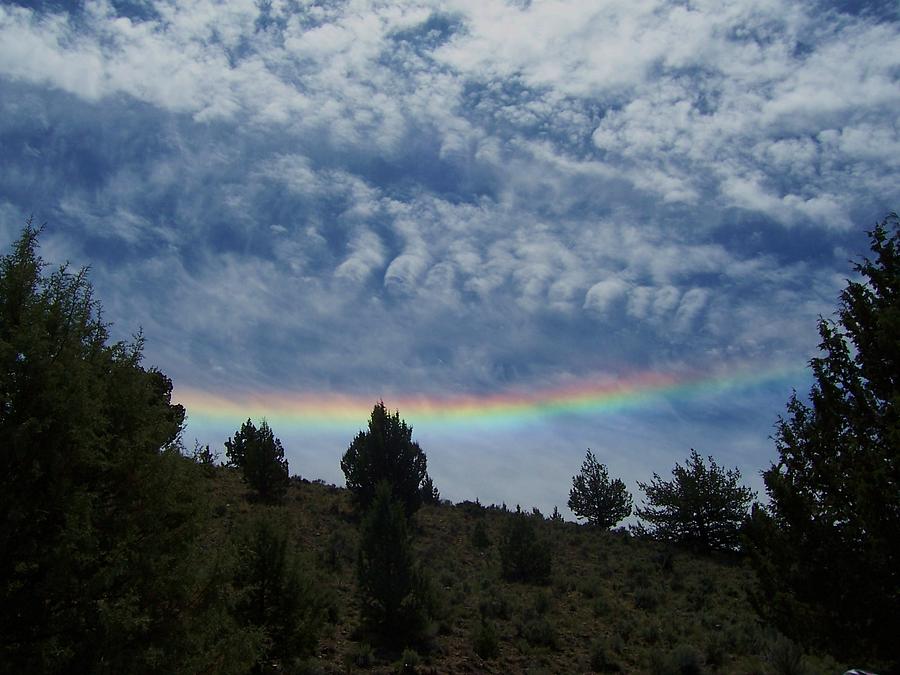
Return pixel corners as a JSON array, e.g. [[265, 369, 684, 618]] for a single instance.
[[341, 402, 433, 516], [420, 474, 440, 505], [0, 222, 251, 672], [746, 214, 900, 668], [356, 481, 432, 647], [226, 419, 290, 503], [635, 450, 753, 552], [233, 516, 325, 672], [499, 508, 552, 584], [568, 450, 633, 528]]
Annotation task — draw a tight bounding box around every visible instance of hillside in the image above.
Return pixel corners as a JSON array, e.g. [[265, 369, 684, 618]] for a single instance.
[[201, 467, 843, 675]]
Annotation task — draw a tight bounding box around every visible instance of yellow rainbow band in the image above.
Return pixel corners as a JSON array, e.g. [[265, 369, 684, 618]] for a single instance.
[[174, 364, 805, 432]]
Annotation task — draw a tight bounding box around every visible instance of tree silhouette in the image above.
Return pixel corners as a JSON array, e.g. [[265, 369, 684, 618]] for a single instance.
[[0, 222, 254, 672], [746, 214, 900, 668], [568, 450, 632, 528], [635, 450, 753, 552], [341, 402, 433, 516], [356, 481, 432, 647], [226, 419, 290, 503], [233, 516, 325, 670], [499, 508, 552, 584]]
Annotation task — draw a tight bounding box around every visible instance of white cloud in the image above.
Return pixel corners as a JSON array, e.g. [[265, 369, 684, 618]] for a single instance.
[[335, 228, 386, 283], [584, 277, 629, 314], [1, 0, 898, 510]]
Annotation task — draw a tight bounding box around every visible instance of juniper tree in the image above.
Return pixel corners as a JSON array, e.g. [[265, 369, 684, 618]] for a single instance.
[[233, 516, 325, 671], [226, 419, 290, 503], [356, 481, 432, 647], [568, 449, 633, 528], [635, 449, 753, 552], [341, 402, 434, 516], [499, 507, 552, 584], [746, 214, 900, 668], [0, 222, 254, 673]]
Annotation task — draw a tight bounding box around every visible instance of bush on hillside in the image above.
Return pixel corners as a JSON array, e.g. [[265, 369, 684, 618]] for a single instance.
[[232, 516, 327, 670], [499, 508, 552, 584]]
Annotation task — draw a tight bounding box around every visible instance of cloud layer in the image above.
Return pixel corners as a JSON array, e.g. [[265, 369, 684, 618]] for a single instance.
[[1, 0, 897, 513]]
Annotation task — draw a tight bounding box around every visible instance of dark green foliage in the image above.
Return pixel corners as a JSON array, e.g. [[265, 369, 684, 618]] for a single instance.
[[344, 642, 374, 669], [478, 588, 511, 620], [746, 215, 900, 668], [533, 589, 551, 615], [341, 402, 433, 516], [590, 638, 621, 672], [0, 223, 253, 673], [764, 635, 809, 675], [420, 474, 440, 505], [633, 586, 661, 612], [472, 619, 500, 659], [233, 517, 325, 672], [635, 450, 753, 552], [650, 644, 705, 675], [517, 611, 558, 650], [191, 440, 218, 475], [568, 450, 633, 528], [499, 509, 552, 584], [226, 419, 290, 502], [357, 481, 432, 647], [319, 529, 354, 571], [471, 519, 490, 549], [398, 648, 421, 673]]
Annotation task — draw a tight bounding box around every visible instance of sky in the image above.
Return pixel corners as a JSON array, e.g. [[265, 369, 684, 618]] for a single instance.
[[1, 0, 898, 519]]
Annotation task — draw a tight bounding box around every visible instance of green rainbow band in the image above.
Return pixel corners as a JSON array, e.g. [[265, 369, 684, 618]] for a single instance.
[[175, 364, 807, 432]]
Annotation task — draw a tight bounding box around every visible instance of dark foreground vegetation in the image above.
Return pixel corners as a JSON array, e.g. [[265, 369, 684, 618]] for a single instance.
[[1, 215, 897, 674]]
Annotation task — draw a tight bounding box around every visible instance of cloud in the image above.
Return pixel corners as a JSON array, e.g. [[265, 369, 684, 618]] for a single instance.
[[335, 228, 386, 284], [0, 0, 897, 510], [584, 278, 629, 315]]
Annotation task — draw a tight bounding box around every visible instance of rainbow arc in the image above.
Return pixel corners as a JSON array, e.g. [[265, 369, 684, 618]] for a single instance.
[[175, 364, 805, 432]]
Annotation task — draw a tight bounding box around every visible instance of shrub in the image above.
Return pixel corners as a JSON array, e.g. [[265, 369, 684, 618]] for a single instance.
[[397, 648, 420, 674], [319, 529, 354, 571], [479, 589, 511, 621], [471, 519, 491, 549], [472, 619, 500, 659], [344, 642, 374, 669], [533, 590, 552, 615], [765, 635, 809, 675], [499, 510, 552, 584], [592, 595, 611, 618], [634, 586, 662, 612], [649, 644, 705, 675], [232, 516, 326, 668], [704, 632, 727, 671], [590, 638, 622, 672], [518, 614, 558, 650]]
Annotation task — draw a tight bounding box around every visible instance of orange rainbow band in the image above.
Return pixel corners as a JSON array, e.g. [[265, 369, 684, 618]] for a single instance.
[[174, 363, 805, 433]]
